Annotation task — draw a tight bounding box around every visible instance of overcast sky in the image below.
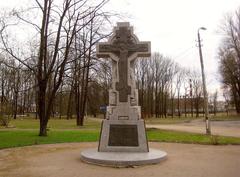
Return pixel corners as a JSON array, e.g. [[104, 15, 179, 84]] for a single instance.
[[104, 0, 239, 95], [1, 0, 240, 97]]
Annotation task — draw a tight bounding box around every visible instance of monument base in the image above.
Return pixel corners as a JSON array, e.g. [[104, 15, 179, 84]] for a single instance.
[[98, 119, 149, 152], [80, 148, 167, 167]]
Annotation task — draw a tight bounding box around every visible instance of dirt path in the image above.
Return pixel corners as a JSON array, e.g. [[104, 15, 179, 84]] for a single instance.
[[147, 120, 240, 137], [0, 142, 239, 177]]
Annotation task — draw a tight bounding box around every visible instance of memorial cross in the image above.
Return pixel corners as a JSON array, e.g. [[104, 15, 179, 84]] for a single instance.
[[97, 24, 150, 102]]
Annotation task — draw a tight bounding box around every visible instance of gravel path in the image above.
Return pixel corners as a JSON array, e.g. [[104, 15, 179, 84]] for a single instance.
[[0, 142, 239, 177], [147, 120, 240, 137]]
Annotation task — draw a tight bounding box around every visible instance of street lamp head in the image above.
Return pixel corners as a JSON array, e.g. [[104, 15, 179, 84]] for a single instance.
[[198, 27, 207, 34], [200, 27, 207, 30]]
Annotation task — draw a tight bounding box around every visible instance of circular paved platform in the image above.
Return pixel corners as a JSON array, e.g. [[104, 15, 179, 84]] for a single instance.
[[1, 143, 240, 177], [80, 148, 167, 167]]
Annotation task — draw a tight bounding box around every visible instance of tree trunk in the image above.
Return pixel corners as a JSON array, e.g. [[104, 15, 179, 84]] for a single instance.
[[184, 96, 187, 117], [164, 91, 167, 118], [39, 117, 48, 136], [75, 84, 81, 125], [59, 84, 63, 119], [155, 85, 158, 118], [232, 89, 240, 114], [79, 29, 93, 125], [67, 85, 73, 119], [13, 92, 18, 119], [38, 80, 48, 136], [177, 93, 180, 117]]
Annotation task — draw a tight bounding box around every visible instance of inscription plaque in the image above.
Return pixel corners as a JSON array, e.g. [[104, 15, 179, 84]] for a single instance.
[[108, 124, 138, 146]]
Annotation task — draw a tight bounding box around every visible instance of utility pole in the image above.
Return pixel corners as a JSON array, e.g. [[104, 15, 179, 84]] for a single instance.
[[197, 27, 211, 135]]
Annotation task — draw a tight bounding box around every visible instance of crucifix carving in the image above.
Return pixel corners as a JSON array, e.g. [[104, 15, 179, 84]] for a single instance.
[[97, 23, 150, 103]]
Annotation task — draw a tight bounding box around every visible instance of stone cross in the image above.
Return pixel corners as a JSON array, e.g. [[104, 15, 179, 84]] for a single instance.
[[97, 22, 150, 103], [82, 23, 167, 166], [96, 22, 151, 153]]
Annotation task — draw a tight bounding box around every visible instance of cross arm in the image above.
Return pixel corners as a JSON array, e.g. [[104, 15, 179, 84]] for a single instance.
[[133, 42, 151, 58], [96, 43, 109, 58], [96, 43, 119, 58]]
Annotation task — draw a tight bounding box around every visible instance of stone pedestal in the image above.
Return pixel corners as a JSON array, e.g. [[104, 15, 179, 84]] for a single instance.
[[98, 119, 148, 152], [99, 100, 148, 152]]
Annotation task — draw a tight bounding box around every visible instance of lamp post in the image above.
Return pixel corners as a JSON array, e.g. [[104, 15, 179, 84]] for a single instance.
[[197, 27, 211, 135]]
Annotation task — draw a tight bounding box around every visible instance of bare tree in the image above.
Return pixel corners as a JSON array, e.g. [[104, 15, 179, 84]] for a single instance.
[[190, 71, 203, 117], [218, 7, 240, 114], [222, 86, 231, 115], [135, 53, 176, 118], [0, 0, 110, 135], [175, 65, 185, 117]]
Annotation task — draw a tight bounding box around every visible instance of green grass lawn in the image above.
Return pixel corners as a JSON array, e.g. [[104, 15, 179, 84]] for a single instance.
[[0, 130, 100, 149], [1, 115, 240, 149], [1, 117, 101, 130], [1, 129, 240, 149], [147, 128, 240, 145], [145, 117, 200, 124]]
